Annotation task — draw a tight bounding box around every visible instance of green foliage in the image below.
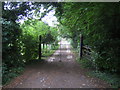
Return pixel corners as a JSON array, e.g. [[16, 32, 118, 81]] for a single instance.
[[76, 55, 120, 88], [2, 63, 24, 85], [89, 71, 120, 88], [2, 2, 33, 85], [2, 18, 23, 65], [20, 19, 59, 62], [42, 49, 56, 57], [2, 2, 59, 85], [2, 1, 120, 86], [56, 2, 120, 73], [2, 17, 24, 85], [76, 57, 93, 69]]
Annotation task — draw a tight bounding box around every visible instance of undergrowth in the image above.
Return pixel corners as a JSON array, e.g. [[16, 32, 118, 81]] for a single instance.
[[88, 71, 120, 88], [2, 45, 59, 86], [76, 57, 120, 88], [2, 65, 24, 85]]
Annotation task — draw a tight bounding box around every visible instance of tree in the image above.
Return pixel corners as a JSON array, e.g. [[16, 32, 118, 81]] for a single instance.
[[55, 2, 120, 73], [2, 1, 58, 85]]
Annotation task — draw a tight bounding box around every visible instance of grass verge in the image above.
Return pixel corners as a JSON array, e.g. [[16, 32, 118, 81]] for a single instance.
[[75, 53, 120, 88], [88, 71, 120, 88]]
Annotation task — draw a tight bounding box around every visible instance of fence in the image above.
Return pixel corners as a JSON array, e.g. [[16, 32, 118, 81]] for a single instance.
[[82, 45, 92, 60], [79, 34, 92, 60]]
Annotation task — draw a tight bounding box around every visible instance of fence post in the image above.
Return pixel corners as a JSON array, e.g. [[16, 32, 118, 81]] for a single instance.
[[39, 35, 41, 60], [80, 34, 83, 59]]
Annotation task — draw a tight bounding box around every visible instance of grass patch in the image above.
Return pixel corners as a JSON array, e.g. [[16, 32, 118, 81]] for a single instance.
[[42, 50, 56, 57], [42, 45, 59, 57], [75, 54, 120, 88], [76, 57, 94, 69], [88, 71, 120, 88], [28, 45, 59, 64]]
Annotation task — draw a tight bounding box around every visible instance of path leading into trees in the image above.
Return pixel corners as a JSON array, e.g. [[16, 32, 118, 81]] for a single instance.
[[4, 39, 110, 88]]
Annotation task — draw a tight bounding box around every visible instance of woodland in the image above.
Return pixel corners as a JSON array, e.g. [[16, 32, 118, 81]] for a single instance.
[[1, 2, 120, 87]]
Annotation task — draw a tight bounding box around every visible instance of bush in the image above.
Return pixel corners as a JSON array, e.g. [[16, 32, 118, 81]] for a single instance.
[[89, 71, 120, 88]]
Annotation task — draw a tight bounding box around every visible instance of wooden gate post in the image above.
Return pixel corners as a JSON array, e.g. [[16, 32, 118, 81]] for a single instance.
[[39, 35, 41, 60], [80, 34, 83, 59]]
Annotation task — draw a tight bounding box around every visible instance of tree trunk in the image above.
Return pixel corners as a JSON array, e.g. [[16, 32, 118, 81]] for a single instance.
[[39, 35, 41, 60], [80, 34, 83, 59]]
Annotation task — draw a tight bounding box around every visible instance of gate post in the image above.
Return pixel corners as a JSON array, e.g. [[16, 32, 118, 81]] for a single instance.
[[80, 34, 83, 59], [39, 35, 41, 60]]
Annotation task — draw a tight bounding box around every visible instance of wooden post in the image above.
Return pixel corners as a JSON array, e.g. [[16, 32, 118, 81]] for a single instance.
[[80, 34, 83, 59], [39, 35, 41, 60]]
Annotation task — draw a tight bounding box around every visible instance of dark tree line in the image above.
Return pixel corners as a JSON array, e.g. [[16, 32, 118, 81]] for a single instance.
[[2, 2, 58, 85], [2, 2, 120, 86], [55, 2, 120, 74]]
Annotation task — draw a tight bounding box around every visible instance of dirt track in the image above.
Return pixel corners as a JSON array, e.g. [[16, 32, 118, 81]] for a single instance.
[[3, 43, 110, 88]]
